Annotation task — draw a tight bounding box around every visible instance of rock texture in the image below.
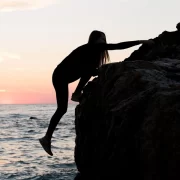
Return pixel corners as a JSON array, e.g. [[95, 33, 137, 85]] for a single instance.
[[74, 27, 180, 180]]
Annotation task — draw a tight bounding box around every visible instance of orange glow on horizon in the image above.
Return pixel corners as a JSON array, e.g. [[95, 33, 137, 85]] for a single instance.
[[0, 81, 79, 104]]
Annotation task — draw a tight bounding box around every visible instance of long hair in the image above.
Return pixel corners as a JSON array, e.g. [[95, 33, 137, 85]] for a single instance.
[[88, 30, 110, 67]]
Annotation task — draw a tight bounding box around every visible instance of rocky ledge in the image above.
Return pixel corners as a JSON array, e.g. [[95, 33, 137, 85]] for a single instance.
[[74, 23, 180, 180]]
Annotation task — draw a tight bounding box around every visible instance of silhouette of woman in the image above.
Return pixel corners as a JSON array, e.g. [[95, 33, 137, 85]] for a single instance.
[[39, 30, 152, 156]]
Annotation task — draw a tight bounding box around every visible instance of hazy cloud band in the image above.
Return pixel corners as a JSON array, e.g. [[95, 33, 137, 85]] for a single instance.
[[0, 0, 57, 12]]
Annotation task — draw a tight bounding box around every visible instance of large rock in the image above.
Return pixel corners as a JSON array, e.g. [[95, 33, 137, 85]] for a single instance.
[[74, 26, 180, 180]]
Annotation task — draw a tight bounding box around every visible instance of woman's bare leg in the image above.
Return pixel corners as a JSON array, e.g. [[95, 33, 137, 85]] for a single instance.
[[39, 81, 68, 156]]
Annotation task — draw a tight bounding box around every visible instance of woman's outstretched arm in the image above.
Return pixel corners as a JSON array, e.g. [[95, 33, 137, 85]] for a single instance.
[[96, 40, 154, 50]]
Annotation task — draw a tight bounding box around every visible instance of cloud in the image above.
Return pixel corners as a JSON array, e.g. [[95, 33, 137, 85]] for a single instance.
[[8, 67, 25, 71], [0, 90, 6, 93], [0, 51, 21, 63], [13, 68, 24, 71], [0, 0, 57, 12], [0, 57, 4, 63], [2, 52, 21, 60]]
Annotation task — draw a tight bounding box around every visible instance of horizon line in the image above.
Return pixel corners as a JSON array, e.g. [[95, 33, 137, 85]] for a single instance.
[[0, 102, 78, 105]]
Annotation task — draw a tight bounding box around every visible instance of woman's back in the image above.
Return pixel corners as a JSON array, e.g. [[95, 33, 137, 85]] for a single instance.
[[58, 44, 102, 70]]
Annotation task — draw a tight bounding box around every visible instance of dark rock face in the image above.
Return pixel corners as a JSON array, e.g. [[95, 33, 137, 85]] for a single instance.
[[74, 29, 180, 180]]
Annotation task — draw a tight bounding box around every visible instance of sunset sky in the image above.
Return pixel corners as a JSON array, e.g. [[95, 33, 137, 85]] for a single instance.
[[0, 0, 179, 104]]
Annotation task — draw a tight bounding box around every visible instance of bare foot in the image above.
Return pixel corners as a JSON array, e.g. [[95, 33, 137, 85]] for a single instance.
[[39, 137, 53, 156]]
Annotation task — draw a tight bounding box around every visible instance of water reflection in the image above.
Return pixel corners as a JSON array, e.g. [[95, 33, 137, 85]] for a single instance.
[[0, 104, 77, 179]]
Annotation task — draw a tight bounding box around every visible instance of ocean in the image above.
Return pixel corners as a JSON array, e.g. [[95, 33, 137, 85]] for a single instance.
[[0, 104, 78, 180]]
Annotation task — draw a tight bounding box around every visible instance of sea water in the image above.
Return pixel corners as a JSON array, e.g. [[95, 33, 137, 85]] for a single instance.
[[0, 104, 78, 180]]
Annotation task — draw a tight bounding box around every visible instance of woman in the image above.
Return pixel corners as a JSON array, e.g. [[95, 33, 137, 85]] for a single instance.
[[39, 30, 152, 156]]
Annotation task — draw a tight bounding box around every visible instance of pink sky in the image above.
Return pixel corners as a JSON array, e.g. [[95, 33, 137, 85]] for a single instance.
[[0, 0, 179, 104], [0, 82, 77, 104]]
